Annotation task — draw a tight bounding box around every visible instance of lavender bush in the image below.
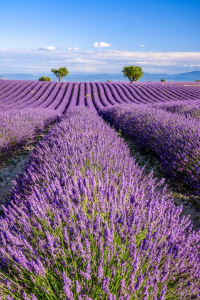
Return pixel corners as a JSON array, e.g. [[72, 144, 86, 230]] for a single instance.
[[0, 108, 200, 299], [99, 104, 200, 192], [0, 108, 60, 159], [151, 99, 200, 119]]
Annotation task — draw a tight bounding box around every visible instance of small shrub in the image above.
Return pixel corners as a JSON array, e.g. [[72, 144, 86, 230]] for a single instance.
[[38, 77, 52, 81], [161, 79, 165, 82]]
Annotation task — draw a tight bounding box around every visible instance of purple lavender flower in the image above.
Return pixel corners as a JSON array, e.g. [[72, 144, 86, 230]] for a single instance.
[[62, 271, 74, 299]]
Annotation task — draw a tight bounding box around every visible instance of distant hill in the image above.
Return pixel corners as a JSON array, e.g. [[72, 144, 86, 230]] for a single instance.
[[0, 74, 38, 81], [0, 71, 200, 82], [142, 71, 200, 82]]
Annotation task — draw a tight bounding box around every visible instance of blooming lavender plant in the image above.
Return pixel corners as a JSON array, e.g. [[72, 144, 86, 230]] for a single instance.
[[151, 99, 200, 119], [99, 104, 200, 192], [0, 108, 60, 160], [0, 108, 199, 299]]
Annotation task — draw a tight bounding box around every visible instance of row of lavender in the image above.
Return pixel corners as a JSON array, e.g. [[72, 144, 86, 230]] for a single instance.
[[0, 80, 200, 112], [151, 99, 200, 119], [0, 108, 60, 160], [0, 108, 200, 300], [99, 103, 200, 192]]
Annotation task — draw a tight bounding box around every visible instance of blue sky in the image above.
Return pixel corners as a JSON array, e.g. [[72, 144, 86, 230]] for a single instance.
[[0, 0, 200, 74]]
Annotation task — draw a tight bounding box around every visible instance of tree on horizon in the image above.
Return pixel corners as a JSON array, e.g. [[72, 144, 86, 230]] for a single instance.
[[51, 67, 69, 82], [122, 66, 144, 84]]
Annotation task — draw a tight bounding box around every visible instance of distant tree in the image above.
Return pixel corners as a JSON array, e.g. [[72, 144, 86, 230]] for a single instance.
[[161, 79, 165, 82], [38, 76, 51, 81], [122, 66, 144, 84], [195, 80, 200, 82], [107, 80, 112, 82], [51, 67, 69, 82]]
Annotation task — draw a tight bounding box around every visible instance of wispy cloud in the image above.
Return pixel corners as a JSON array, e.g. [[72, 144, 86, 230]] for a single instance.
[[0, 48, 200, 74], [190, 64, 200, 67], [51, 58, 99, 63], [66, 46, 79, 51], [140, 45, 145, 47], [38, 46, 57, 51], [0, 59, 15, 61], [92, 42, 111, 48]]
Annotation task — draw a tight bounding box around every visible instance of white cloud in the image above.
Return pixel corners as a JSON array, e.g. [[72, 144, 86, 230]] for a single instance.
[[51, 58, 100, 64], [66, 46, 79, 51], [38, 46, 57, 51], [129, 61, 181, 66], [189, 64, 200, 67], [140, 45, 145, 47], [92, 42, 111, 48], [0, 48, 200, 74], [0, 48, 7, 51], [69, 58, 92, 63]]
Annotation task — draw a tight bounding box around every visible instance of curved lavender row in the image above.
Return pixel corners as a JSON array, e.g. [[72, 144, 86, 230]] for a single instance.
[[38, 82, 63, 108], [168, 85, 200, 97], [91, 82, 105, 110], [100, 83, 117, 105], [85, 83, 96, 111], [56, 82, 74, 114], [105, 83, 126, 105], [156, 85, 195, 101], [127, 85, 157, 104], [150, 84, 200, 101], [0, 108, 200, 299], [148, 84, 199, 101], [119, 84, 149, 104], [132, 85, 178, 103], [28, 82, 58, 108], [0, 82, 43, 112], [96, 82, 112, 107], [143, 85, 182, 102], [2, 82, 50, 110], [100, 104, 200, 192], [115, 84, 142, 104], [67, 82, 80, 109], [151, 99, 200, 119], [0, 81, 31, 110], [0, 81, 17, 96], [0, 108, 60, 159], [0, 81, 39, 105], [133, 85, 168, 103], [0, 80, 28, 99], [47, 82, 69, 110], [13, 82, 53, 110], [153, 86, 184, 101], [112, 84, 136, 104]]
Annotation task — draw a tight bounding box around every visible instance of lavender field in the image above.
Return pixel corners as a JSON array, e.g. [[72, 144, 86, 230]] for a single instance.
[[1, 80, 200, 300], [0, 80, 200, 113]]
